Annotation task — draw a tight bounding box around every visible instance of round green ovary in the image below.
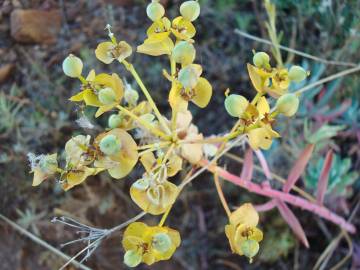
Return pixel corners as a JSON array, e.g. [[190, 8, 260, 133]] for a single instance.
[[172, 41, 196, 65], [62, 54, 83, 78], [99, 134, 121, 155], [224, 94, 249, 117], [108, 114, 123, 129], [152, 233, 172, 253], [146, 1, 165, 22], [180, 1, 201, 22], [253, 52, 270, 68], [124, 250, 142, 267], [240, 239, 259, 260], [98, 87, 117, 105], [178, 66, 200, 89], [288, 65, 307, 82], [275, 93, 299, 117]]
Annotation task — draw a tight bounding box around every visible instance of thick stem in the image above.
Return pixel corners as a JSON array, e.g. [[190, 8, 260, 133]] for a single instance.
[[201, 160, 356, 233]]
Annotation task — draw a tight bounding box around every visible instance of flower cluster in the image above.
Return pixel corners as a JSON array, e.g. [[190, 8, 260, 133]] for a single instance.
[[225, 203, 263, 263], [224, 51, 307, 150], [122, 222, 181, 267], [29, 0, 310, 267]]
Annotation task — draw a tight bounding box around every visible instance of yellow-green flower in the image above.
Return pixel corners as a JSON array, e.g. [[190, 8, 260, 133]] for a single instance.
[[171, 16, 196, 40], [247, 63, 294, 98], [62, 166, 104, 191], [64, 135, 92, 167], [130, 174, 179, 215], [247, 125, 279, 150], [140, 151, 183, 177], [175, 110, 204, 164], [243, 97, 280, 150], [122, 222, 181, 267], [169, 64, 212, 111], [137, 32, 174, 56], [95, 40, 132, 64], [225, 203, 263, 263], [94, 129, 138, 179], [29, 153, 58, 186], [61, 135, 104, 191], [147, 17, 171, 37], [70, 71, 124, 117]]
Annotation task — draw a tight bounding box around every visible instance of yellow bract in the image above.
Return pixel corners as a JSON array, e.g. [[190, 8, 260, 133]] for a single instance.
[[248, 125, 279, 150], [225, 203, 263, 262], [242, 97, 280, 150], [140, 151, 182, 177], [62, 166, 104, 191], [122, 222, 181, 266], [171, 16, 196, 40], [169, 65, 212, 111], [137, 33, 174, 56], [138, 18, 174, 56], [138, 14, 197, 57], [130, 177, 179, 215], [64, 135, 91, 167], [247, 62, 301, 98], [95, 40, 132, 64], [176, 110, 204, 164], [31, 153, 58, 186], [70, 71, 124, 117], [94, 129, 138, 179]]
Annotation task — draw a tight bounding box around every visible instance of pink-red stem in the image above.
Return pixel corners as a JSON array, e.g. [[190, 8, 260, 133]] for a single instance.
[[201, 160, 356, 234]]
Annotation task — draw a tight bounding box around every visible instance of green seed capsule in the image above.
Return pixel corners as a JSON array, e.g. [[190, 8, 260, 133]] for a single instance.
[[180, 0, 200, 22], [99, 134, 121, 156], [253, 52, 270, 69], [172, 41, 196, 66], [124, 250, 142, 268], [124, 87, 139, 106], [178, 65, 201, 89], [276, 93, 299, 117], [108, 114, 123, 129], [62, 54, 83, 78], [224, 94, 249, 117], [98, 87, 117, 105], [240, 239, 259, 262], [288, 65, 307, 82], [146, 0, 165, 22], [152, 233, 172, 253]]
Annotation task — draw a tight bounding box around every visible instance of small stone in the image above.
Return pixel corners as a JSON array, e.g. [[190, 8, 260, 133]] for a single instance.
[[10, 9, 61, 44]]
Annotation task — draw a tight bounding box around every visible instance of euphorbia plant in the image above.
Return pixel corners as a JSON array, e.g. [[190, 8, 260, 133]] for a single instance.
[[29, 0, 357, 268]]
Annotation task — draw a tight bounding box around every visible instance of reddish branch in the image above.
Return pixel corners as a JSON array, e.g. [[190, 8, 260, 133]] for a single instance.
[[201, 160, 356, 234]]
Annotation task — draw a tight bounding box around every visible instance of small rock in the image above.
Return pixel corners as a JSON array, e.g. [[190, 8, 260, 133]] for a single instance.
[[10, 9, 61, 44], [0, 64, 15, 84]]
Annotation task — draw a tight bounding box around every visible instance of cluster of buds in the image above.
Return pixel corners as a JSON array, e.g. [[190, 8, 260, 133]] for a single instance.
[[224, 51, 308, 150], [30, 0, 310, 267]]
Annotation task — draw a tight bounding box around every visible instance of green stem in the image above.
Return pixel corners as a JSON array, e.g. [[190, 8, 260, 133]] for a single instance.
[[169, 57, 178, 139], [116, 105, 169, 139], [122, 60, 171, 135]]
